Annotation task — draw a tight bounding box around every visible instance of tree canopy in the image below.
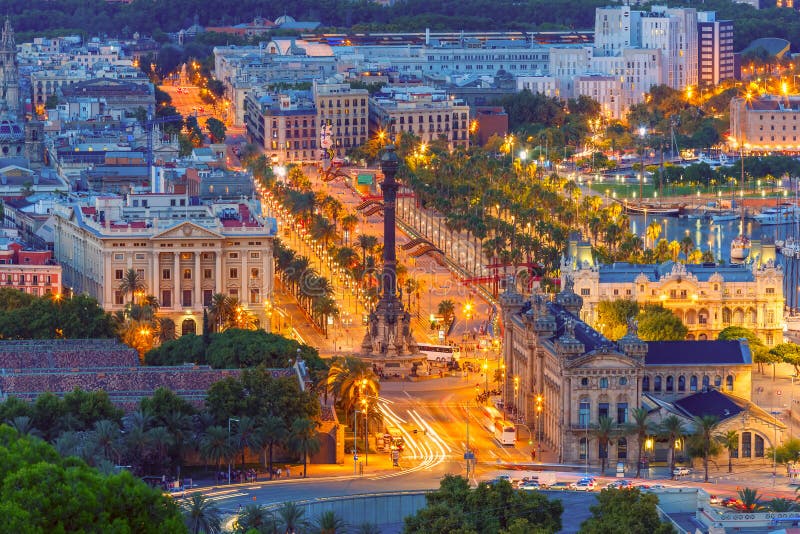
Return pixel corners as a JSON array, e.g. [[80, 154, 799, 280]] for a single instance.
[[144, 328, 325, 371], [0, 425, 186, 533], [637, 304, 688, 341], [403, 474, 563, 533], [579, 487, 674, 534], [0, 290, 116, 339]]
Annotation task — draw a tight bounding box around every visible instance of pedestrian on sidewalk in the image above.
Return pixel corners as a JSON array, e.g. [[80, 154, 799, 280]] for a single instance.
[[285, 466, 291, 478], [276, 467, 282, 479]]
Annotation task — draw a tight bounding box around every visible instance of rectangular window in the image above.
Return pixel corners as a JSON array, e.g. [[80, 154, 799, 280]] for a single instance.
[[230, 268, 238, 279], [162, 269, 171, 280], [578, 400, 590, 427], [251, 268, 259, 279], [229, 252, 239, 259], [115, 269, 123, 280], [203, 290, 213, 307], [183, 269, 192, 280], [580, 288, 590, 296], [617, 403, 628, 424], [250, 252, 260, 259], [136, 269, 145, 279], [598, 402, 610, 420], [182, 290, 192, 307], [250, 288, 260, 304], [204, 268, 212, 279], [229, 288, 238, 298], [114, 290, 124, 305], [161, 290, 172, 307]]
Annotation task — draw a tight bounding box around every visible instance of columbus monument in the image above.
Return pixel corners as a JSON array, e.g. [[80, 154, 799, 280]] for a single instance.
[[360, 145, 420, 369]]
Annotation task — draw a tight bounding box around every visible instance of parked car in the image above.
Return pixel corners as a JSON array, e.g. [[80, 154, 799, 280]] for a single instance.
[[722, 497, 739, 508], [606, 480, 633, 489], [548, 481, 570, 491], [673, 466, 691, 476], [570, 480, 597, 491], [709, 495, 722, 505], [518, 481, 541, 491]]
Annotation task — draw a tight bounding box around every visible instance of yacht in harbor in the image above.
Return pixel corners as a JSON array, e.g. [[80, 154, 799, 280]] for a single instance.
[[753, 204, 800, 225], [730, 234, 751, 261], [711, 212, 738, 222]]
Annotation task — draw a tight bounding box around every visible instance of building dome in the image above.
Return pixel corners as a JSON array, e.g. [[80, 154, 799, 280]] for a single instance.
[[275, 15, 296, 25], [0, 116, 23, 143]]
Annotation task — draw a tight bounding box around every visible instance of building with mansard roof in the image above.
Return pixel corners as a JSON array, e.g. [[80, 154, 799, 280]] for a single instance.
[[500, 278, 784, 469]]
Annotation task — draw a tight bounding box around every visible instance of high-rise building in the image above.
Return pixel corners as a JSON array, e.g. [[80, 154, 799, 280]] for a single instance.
[[640, 6, 698, 90], [697, 12, 735, 86]]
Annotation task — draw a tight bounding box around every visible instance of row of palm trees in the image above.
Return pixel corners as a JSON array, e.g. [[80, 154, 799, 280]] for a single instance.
[[184, 493, 379, 534], [8, 408, 319, 482], [591, 409, 736, 483]]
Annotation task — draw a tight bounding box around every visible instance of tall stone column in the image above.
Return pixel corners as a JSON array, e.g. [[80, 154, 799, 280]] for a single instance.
[[194, 252, 201, 309], [173, 252, 180, 307]]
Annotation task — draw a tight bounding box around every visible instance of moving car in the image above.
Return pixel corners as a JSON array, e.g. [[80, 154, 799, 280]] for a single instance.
[[709, 495, 722, 505], [606, 480, 633, 489]]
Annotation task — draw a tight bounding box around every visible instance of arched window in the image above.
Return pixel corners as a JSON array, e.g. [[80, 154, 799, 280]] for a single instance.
[[666, 375, 674, 392], [619, 377, 628, 386], [714, 375, 722, 388], [726, 375, 734, 391], [579, 437, 587, 460], [654, 376, 662, 392], [599, 377, 609, 389], [702, 375, 710, 389], [678, 375, 686, 392], [642, 376, 650, 392], [755, 435, 765, 458], [690, 375, 698, 392], [722, 307, 731, 325], [617, 438, 627, 459]]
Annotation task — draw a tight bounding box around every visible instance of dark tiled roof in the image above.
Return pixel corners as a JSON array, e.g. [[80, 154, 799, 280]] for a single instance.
[[546, 301, 616, 352], [645, 340, 751, 366], [673, 389, 745, 421]]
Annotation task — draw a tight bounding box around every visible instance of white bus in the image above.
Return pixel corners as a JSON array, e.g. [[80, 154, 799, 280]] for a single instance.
[[418, 343, 461, 362], [494, 419, 517, 445], [481, 405, 503, 433]]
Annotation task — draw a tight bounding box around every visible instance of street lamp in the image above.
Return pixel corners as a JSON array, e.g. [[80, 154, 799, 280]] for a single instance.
[[361, 398, 369, 467], [482, 361, 488, 394], [354, 409, 362, 475], [227, 417, 240, 484], [536, 395, 543, 461]]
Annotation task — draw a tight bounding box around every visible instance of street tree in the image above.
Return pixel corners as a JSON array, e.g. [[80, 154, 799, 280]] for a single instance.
[[288, 417, 321, 478], [595, 299, 639, 340], [580, 487, 675, 534], [715, 430, 739, 474], [182, 493, 222, 534], [659, 415, 687, 474], [691, 415, 721, 482], [625, 407, 654, 478], [404, 474, 563, 533], [637, 305, 687, 341], [205, 117, 226, 144], [592, 416, 617, 475]]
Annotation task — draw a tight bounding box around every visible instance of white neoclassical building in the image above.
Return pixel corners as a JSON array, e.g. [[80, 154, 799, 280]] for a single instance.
[[52, 192, 276, 335]]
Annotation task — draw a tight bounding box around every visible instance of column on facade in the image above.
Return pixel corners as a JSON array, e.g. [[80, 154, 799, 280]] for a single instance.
[[214, 249, 222, 295], [194, 252, 201, 309], [173, 252, 180, 307], [151, 251, 160, 304], [103, 250, 113, 309], [241, 251, 247, 307]]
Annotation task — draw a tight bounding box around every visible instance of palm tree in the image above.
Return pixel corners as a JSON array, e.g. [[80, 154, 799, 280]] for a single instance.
[[118, 268, 146, 304], [91, 419, 121, 464], [235, 504, 276, 534], [326, 356, 380, 415], [356, 234, 379, 271], [645, 220, 662, 249], [693, 415, 721, 482], [768, 498, 798, 512], [736, 487, 763, 512], [162, 411, 193, 479], [625, 407, 652, 478], [592, 415, 616, 475], [312, 296, 339, 337], [310, 215, 337, 251], [716, 430, 739, 474], [660, 415, 687, 475], [157, 317, 176, 343], [208, 293, 234, 332], [147, 425, 174, 470], [315, 510, 348, 534], [437, 299, 456, 335], [354, 523, 381, 534], [288, 417, 321, 478], [340, 214, 359, 245], [234, 416, 261, 471], [8, 415, 42, 438], [259, 416, 288, 480], [200, 425, 233, 474], [182, 493, 223, 534], [277, 501, 309, 534]]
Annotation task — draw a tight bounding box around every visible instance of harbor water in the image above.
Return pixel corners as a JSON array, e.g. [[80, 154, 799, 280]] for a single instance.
[[628, 215, 800, 310]]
